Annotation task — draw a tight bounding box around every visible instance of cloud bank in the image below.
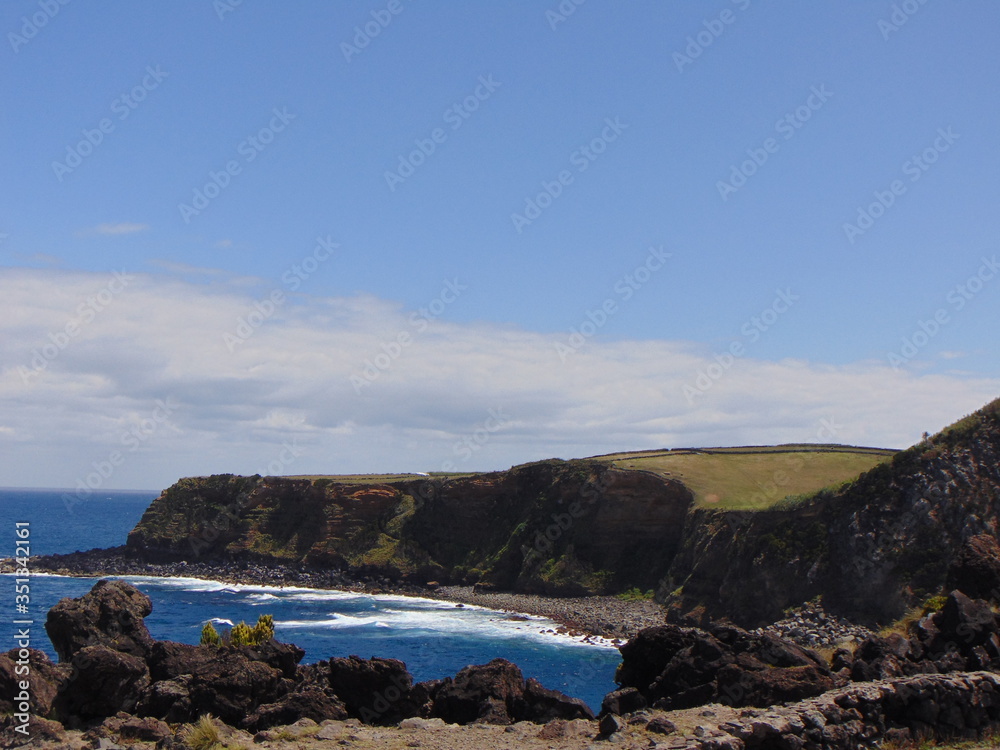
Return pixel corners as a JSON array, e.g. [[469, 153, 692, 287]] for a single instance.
[[1, 267, 996, 491]]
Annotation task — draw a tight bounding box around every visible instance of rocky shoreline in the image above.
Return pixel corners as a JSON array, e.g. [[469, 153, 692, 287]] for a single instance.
[[5, 579, 1000, 750], [0, 547, 667, 642]]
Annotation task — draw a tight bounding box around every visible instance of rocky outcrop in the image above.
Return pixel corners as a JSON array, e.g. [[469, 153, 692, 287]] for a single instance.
[[612, 622, 840, 711], [670, 671, 1000, 750], [325, 655, 424, 725], [44, 578, 154, 660], [56, 646, 149, 720], [948, 533, 1000, 601], [429, 658, 594, 725], [665, 398, 1000, 626], [851, 590, 1000, 681], [0, 649, 68, 720], [122, 461, 693, 596]]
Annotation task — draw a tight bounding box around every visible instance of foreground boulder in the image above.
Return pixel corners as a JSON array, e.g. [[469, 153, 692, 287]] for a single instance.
[[0, 649, 69, 719], [44, 579, 154, 661], [613, 623, 839, 710], [848, 590, 1000, 681], [242, 687, 348, 731], [431, 658, 594, 725], [54, 645, 150, 720], [321, 655, 424, 725]]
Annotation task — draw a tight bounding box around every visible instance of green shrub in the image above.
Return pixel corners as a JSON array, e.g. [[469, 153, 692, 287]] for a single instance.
[[200, 622, 221, 646], [204, 614, 275, 648], [616, 587, 655, 602]]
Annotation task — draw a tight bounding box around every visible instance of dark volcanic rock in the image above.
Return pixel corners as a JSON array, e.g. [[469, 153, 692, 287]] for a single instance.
[[431, 658, 526, 725], [0, 649, 69, 719], [327, 655, 420, 725], [611, 623, 837, 710], [143, 639, 290, 725], [600, 687, 647, 717], [91, 712, 173, 744], [937, 589, 996, 650], [522, 677, 595, 722], [947, 533, 1000, 601], [44, 579, 154, 661], [184, 651, 285, 726], [243, 687, 348, 731], [54, 645, 150, 719], [135, 677, 193, 723]]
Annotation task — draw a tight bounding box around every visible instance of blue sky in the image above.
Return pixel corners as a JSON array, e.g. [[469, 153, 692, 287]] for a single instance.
[[2, 1, 999, 490]]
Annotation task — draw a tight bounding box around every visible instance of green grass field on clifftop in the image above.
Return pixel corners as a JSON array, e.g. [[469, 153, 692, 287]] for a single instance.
[[597, 444, 897, 510]]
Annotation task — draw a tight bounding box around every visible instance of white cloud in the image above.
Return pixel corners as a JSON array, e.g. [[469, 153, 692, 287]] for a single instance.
[[1, 268, 997, 490]]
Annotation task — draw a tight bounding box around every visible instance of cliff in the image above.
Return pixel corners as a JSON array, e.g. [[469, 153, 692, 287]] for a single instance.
[[664, 397, 1000, 625], [124, 397, 1000, 625], [125, 461, 693, 596]]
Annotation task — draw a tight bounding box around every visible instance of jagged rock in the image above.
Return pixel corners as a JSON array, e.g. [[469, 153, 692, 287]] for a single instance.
[[430, 658, 526, 725], [242, 687, 348, 731], [327, 655, 421, 725], [646, 716, 677, 734], [146, 640, 216, 681], [91, 712, 172, 743], [600, 687, 647, 716], [0, 648, 69, 719], [598, 713, 624, 736], [242, 639, 305, 679], [522, 677, 594, 722], [936, 589, 996, 651], [947, 534, 1000, 601], [612, 623, 834, 711], [0, 715, 67, 748], [183, 651, 284, 727], [54, 645, 150, 720], [135, 677, 193, 723], [44, 579, 154, 661], [716, 663, 839, 707]]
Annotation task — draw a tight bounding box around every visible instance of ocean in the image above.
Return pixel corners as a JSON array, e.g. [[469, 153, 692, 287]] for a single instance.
[[0, 488, 621, 710]]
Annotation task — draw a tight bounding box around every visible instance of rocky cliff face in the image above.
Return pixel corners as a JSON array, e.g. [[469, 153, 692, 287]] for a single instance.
[[125, 461, 693, 596], [125, 398, 1000, 622], [664, 398, 1000, 625]]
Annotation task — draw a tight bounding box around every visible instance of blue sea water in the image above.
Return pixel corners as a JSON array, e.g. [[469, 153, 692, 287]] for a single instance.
[[0, 489, 621, 710]]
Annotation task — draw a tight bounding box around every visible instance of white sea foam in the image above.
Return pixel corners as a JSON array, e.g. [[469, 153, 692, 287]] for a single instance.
[[37, 573, 620, 649]]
